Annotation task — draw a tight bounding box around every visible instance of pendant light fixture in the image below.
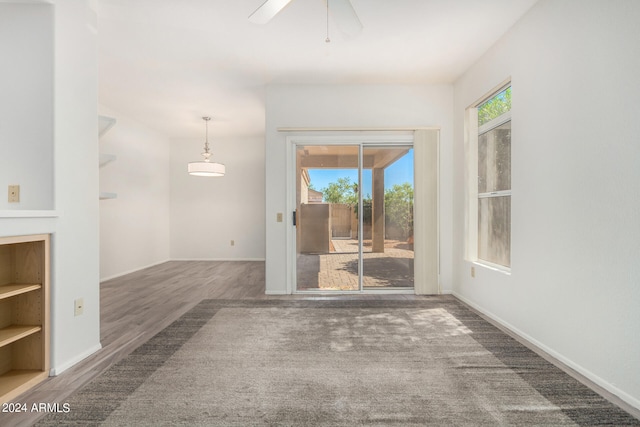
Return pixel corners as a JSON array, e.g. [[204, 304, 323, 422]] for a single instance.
[[188, 117, 225, 177]]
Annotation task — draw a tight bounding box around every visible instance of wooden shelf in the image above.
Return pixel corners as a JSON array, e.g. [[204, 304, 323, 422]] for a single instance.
[[0, 325, 41, 348], [0, 234, 50, 404], [0, 283, 41, 300], [0, 370, 49, 403]]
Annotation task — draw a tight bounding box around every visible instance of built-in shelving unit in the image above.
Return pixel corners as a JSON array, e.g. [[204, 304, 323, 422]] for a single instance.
[[98, 115, 117, 200], [0, 234, 50, 404]]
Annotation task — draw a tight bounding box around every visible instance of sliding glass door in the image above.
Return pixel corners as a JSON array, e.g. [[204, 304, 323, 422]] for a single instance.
[[294, 142, 414, 292], [362, 146, 414, 290], [295, 145, 360, 291]]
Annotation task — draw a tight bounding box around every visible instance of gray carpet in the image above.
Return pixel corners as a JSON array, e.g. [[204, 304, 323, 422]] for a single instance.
[[37, 298, 639, 426]]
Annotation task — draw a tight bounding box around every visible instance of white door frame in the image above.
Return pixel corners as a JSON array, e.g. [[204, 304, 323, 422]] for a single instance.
[[285, 131, 439, 294]]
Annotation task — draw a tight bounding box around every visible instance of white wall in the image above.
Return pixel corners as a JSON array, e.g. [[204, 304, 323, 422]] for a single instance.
[[170, 134, 265, 261], [265, 84, 454, 294], [0, 3, 53, 210], [452, 0, 640, 409], [0, 1, 101, 374], [49, 0, 101, 374], [98, 105, 171, 281]]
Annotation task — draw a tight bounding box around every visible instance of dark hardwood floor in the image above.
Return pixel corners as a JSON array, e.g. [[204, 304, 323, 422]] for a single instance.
[[1, 260, 421, 427]]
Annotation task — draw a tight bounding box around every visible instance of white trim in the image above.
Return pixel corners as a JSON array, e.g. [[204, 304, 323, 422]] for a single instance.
[[294, 289, 415, 295], [286, 134, 414, 145], [464, 107, 478, 262], [452, 293, 640, 414], [466, 81, 512, 266], [100, 259, 265, 282], [286, 133, 420, 295], [50, 343, 102, 376], [478, 110, 511, 135], [0, 210, 60, 218], [286, 137, 296, 294], [478, 190, 511, 198], [470, 78, 512, 109], [357, 144, 363, 291], [169, 258, 266, 262], [278, 127, 439, 132], [413, 129, 439, 295], [100, 259, 171, 282], [473, 260, 511, 275], [265, 290, 289, 295]]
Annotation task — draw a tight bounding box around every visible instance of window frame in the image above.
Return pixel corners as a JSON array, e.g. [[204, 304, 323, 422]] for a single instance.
[[465, 82, 512, 273]]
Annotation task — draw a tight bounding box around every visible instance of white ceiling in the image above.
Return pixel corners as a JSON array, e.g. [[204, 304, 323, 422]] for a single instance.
[[97, 0, 537, 138]]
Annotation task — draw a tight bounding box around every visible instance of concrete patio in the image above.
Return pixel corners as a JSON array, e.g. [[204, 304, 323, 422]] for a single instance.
[[296, 239, 414, 291]]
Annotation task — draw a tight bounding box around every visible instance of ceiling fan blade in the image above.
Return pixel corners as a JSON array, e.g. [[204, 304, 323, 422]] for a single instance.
[[249, 0, 295, 24], [329, 0, 363, 37]]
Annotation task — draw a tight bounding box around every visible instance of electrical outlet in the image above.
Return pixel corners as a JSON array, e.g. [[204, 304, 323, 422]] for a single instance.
[[8, 185, 20, 203], [471, 266, 475, 278], [230, 240, 235, 246], [74, 298, 84, 316]]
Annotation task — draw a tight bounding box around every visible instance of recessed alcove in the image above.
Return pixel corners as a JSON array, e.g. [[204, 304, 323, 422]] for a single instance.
[[0, 3, 54, 212]]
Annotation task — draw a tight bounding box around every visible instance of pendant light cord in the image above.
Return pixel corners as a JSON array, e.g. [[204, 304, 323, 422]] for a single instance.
[[204, 117, 210, 154], [325, 0, 330, 43], [202, 117, 212, 160]]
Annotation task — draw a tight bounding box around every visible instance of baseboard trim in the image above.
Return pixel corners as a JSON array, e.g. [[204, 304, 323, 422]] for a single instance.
[[100, 259, 171, 282], [50, 342, 102, 377], [452, 292, 640, 418], [170, 258, 266, 262], [100, 259, 266, 283]]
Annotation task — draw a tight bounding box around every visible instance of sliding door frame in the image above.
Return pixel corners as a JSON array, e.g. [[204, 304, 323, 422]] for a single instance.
[[285, 132, 438, 294]]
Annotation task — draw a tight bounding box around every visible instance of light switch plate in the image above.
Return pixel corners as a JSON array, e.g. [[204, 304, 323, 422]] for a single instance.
[[277, 212, 283, 222]]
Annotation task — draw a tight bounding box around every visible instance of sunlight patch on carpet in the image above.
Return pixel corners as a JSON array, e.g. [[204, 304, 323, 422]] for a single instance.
[[36, 299, 640, 426]]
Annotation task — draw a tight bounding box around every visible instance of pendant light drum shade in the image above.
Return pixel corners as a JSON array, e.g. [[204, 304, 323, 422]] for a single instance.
[[188, 161, 225, 176], [188, 116, 225, 177]]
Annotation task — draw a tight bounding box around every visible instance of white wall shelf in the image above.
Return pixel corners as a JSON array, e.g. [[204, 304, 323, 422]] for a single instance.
[[99, 153, 117, 167], [99, 192, 117, 200], [0, 210, 59, 218], [98, 115, 116, 137]]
